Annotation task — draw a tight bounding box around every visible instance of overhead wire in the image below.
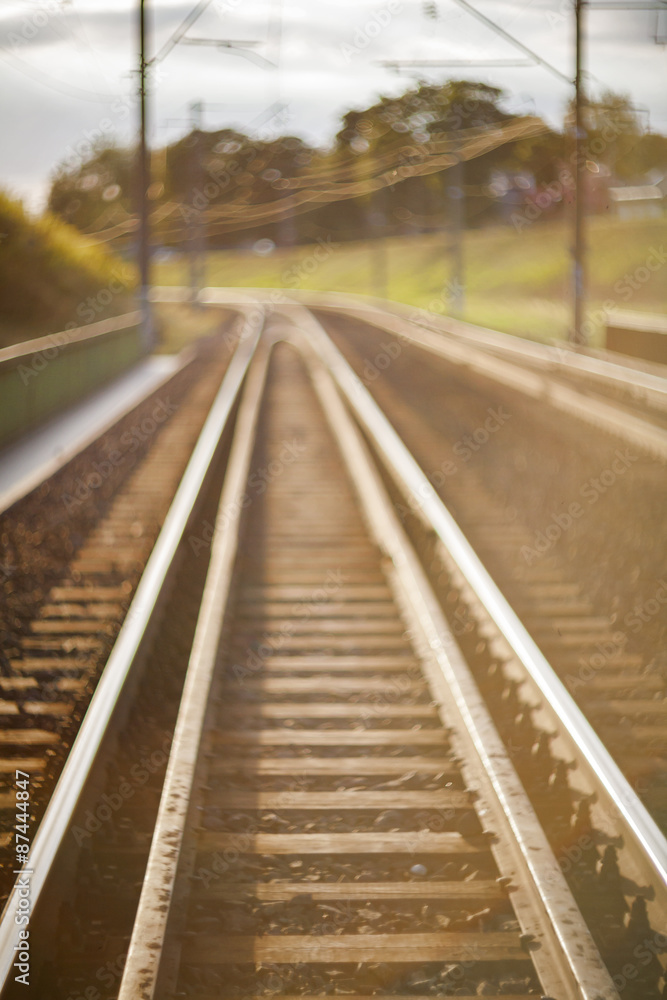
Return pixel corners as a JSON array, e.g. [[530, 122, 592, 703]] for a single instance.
[[149, 0, 215, 66], [447, 0, 572, 84], [80, 114, 549, 243]]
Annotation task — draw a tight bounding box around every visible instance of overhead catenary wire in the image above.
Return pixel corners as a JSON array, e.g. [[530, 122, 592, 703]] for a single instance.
[[148, 0, 215, 66], [80, 115, 549, 244], [446, 0, 572, 84]]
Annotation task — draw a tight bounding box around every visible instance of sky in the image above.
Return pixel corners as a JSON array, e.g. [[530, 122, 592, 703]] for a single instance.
[[1, 0, 666, 211]]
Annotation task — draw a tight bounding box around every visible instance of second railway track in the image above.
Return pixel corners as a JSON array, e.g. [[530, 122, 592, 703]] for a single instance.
[[311, 304, 667, 836]]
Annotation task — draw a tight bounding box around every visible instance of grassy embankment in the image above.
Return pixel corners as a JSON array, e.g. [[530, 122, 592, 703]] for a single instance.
[[0, 191, 135, 350], [154, 215, 666, 347]]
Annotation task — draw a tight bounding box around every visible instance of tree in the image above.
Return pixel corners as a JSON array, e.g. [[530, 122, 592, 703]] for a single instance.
[[48, 143, 134, 232], [566, 90, 663, 181]]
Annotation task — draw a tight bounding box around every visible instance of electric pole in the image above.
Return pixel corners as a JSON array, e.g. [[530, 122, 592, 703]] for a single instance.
[[138, 0, 154, 349], [370, 185, 388, 300], [448, 156, 465, 317], [571, 0, 586, 345], [188, 100, 205, 302], [567, 0, 664, 343]]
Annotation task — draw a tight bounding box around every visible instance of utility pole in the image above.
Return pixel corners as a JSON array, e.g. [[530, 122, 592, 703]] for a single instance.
[[567, 0, 663, 343], [379, 57, 537, 322], [447, 156, 465, 317], [138, 0, 153, 350], [571, 0, 586, 345], [370, 185, 388, 300], [188, 100, 205, 302]]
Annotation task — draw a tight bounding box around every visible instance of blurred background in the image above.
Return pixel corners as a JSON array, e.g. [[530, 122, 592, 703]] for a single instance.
[[1, 0, 665, 350]]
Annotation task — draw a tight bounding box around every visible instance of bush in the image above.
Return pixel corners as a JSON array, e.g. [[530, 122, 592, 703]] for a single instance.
[[0, 191, 135, 348]]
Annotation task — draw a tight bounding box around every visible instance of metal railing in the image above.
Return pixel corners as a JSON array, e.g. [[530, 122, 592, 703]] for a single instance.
[[0, 312, 144, 450]]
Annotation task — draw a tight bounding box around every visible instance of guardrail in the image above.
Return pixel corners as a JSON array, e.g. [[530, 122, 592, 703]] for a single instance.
[[281, 289, 667, 411], [0, 312, 144, 450]]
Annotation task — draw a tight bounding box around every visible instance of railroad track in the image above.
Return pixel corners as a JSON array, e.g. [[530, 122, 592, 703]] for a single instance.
[[117, 333, 619, 1000], [0, 315, 248, 907], [0, 306, 665, 999]]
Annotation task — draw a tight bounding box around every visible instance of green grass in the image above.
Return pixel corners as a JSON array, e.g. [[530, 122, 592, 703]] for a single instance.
[[153, 302, 237, 354], [154, 215, 666, 347], [4, 203, 660, 353]]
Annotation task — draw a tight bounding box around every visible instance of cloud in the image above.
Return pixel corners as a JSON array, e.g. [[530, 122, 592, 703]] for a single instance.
[[0, 0, 666, 210], [0, 3, 197, 52]]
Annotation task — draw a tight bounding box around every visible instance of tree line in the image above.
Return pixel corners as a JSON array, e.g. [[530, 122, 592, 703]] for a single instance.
[[47, 80, 666, 250]]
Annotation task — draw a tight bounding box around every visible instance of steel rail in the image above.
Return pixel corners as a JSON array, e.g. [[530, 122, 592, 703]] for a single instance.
[[293, 329, 620, 1000], [0, 307, 265, 992], [285, 305, 667, 911], [117, 332, 273, 1000], [310, 293, 667, 413], [117, 323, 619, 1000], [189, 288, 667, 413]]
